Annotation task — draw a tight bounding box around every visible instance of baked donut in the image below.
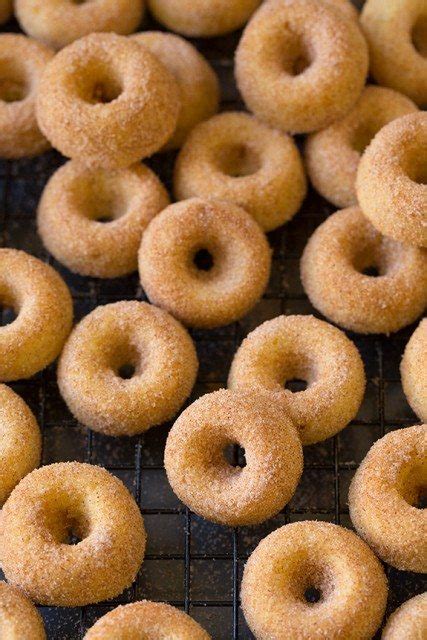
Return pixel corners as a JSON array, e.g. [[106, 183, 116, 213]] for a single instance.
[[174, 111, 307, 232], [1, 462, 146, 606], [0, 582, 45, 640], [301, 207, 427, 334], [58, 301, 198, 437], [235, 0, 369, 134], [0, 249, 73, 381], [401, 319, 427, 422], [38, 160, 169, 278], [36, 33, 180, 169], [165, 389, 303, 526], [305, 85, 417, 208], [361, 0, 427, 106], [132, 32, 219, 150], [84, 601, 211, 639], [228, 315, 365, 445], [349, 424, 427, 573], [0, 34, 53, 159], [0, 0, 12, 24], [139, 198, 271, 328], [241, 521, 388, 640], [356, 112, 427, 248], [382, 593, 427, 640], [15, 0, 144, 50]]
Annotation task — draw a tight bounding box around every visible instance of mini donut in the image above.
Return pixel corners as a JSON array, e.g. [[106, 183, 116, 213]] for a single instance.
[[38, 160, 170, 278], [131, 31, 219, 150], [361, 0, 427, 106], [228, 315, 365, 445], [382, 593, 427, 640], [401, 319, 427, 422], [36, 33, 180, 170], [241, 521, 388, 640], [139, 198, 271, 328], [1, 462, 146, 606], [0, 34, 53, 159], [0, 249, 73, 381], [349, 424, 427, 573], [235, 0, 369, 134], [301, 207, 427, 334], [174, 111, 307, 232], [0, 0, 12, 25], [84, 601, 211, 639], [356, 112, 427, 248], [0, 582, 46, 640], [58, 301, 198, 437], [305, 86, 417, 209]]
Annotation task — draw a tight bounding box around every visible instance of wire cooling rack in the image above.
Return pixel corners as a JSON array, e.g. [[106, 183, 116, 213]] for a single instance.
[[1, 3, 425, 638]]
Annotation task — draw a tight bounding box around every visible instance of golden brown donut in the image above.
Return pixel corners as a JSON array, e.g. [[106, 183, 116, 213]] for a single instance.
[[361, 0, 427, 106], [0, 582, 46, 640], [1, 462, 146, 606], [36, 33, 180, 169], [401, 319, 427, 422], [382, 593, 427, 640], [165, 389, 303, 526], [0, 249, 73, 381], [301, 207, 427, 334], [349, 424, 427, 573], [356, 112, 427, 248], [0, 0, 12, 25], [38, 160, 169, 278], [241, 521, 388, 640], [305, 85, 417, 208], [174, 111, 307, 232], [58, 301, 198, 437], [131, 31, 219, 150], [235, 0, 369, 134], [228, 315, 365, 445]]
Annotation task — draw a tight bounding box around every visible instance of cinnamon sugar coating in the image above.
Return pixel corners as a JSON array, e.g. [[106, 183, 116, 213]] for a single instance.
[[401, 319, 427, 423], [0, 581, 46, 639], [382, 593, 427, 640], [0, 1, 12, 24]]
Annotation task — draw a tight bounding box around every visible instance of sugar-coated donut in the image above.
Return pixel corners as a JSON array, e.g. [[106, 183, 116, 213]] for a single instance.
[[229, 315, 365, 445], [241, 521, 388, 640], [174, 111, 307, 232], [84, 601, 211, 639], [132, 32, 219, 150], [0, 34, 53, 159], [0, 582, 46, 640], [139, 198, 271, 328], [401, 319, 427, 422], [0, 249, 73, 381], [15, 0, 145, 50], [361, 0, 427, 107], [1, 462, 146, 606], [235, 0, 369, 134], [165, 389, 303, 526], [301, 207, 427, 334], [356, 112, 427, 248], [382, 593, 427, 640], [38, 160, 169, 278], [58, 301, 198, 437], [305, 86, 417, 209], [36, 33, 180, 169], [349, 424, 427, 573], [0, 0, 12, 25]]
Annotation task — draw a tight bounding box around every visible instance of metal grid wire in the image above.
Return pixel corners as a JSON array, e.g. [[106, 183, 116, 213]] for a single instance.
[[1, 3, 425, 638]]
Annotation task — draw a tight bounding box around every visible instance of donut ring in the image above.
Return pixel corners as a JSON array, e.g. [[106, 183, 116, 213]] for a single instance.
[[235, 0, 368, 134], [15, 0, 144, 50], [0, 582, 45, 640], [301, 207, 427, 334], [0, 0, 12, 25], [228, 315, 365, 445], [401, 319, 427, 422], [382, 593, 427, 640], [349, 424, 427, 573], [356, 112, 427, 248], [132, 32, 219, 150], [241, 521, 388, 640], [38, 160, 170, 278], [36, 33, 180, 169], [305, 86, 417, 209], [0, 249, 73, 381], [174, 111, 307, 232], [361, 0, 427, 106], [165, 389, 303, 526], [58, 301, 198, 437], [139, 198, 271, 328], [0, 462, 146, 606], [0, 34, 53, 159], [84, 601, 211, 639]]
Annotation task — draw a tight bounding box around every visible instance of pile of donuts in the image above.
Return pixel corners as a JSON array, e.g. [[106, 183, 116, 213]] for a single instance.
[[0, 0, 425, 638]]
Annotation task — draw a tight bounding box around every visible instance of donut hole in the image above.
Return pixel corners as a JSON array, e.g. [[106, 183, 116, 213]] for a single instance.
[[76, 62, 123, 105], [284, 378, 308, 392], [111, 343, 142, 381], [216, 143, 261, 178], [351, 122, 381, 155], [399, 462, 427, 509], [193, 248, 214, 272], [0, 304, 18, 326], [223, 443, 247, 468], [412, 15, 427, 57], [290, 563, 333, 606], [304, 586, 322, 603], [280, 359, 314, 394], [42, 496, 91, 546], [352, 245, 387, 278], [118, 363, 136, 380], [403, 153, 427, 185], [71, 173, 130, 223], [281, 32, 312, 77], [0, 62, 29, 103]]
